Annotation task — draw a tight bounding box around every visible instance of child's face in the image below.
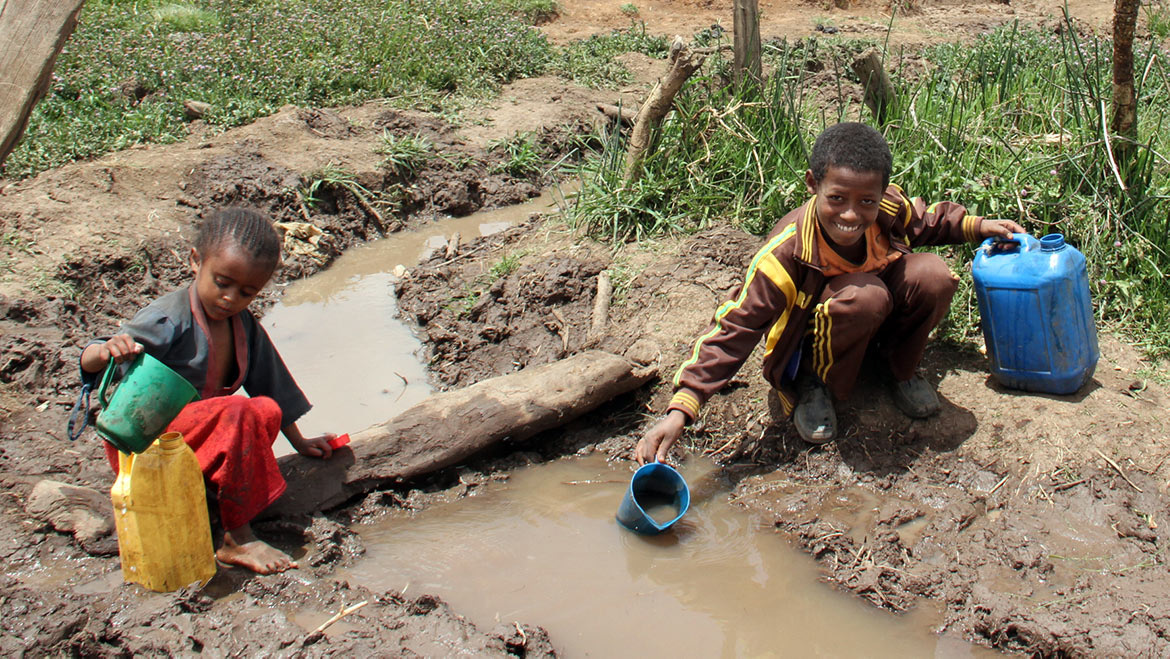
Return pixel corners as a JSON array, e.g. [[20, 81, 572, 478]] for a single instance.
[[189, 244, 275, 322], [805, 165, 885, 248]]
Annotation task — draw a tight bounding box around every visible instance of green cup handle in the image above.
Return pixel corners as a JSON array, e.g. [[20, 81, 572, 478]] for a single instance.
[[97, 358, 120, 409]]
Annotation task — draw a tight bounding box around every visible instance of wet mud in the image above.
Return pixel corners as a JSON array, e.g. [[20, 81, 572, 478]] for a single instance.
[[395, 222, 1170, 655]]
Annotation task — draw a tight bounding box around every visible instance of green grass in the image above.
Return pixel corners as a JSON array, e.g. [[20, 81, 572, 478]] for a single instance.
[[567, 22, 1170, 356], [376, 131, 434, 177], [489, 132, 543, 177], [4, 0, 660, 179]]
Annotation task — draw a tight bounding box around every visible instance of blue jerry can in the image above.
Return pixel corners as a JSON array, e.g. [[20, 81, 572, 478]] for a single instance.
[[972, 233, 1099, 394]]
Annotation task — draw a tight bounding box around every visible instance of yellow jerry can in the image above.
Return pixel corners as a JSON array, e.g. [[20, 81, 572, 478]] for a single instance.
[[111, 432, 216, 592]]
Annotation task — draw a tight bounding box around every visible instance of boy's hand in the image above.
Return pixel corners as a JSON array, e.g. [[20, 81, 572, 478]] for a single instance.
[[635, 410, 688, 465], [979, 218, 1025, 240], [81, 334, 143, 372]]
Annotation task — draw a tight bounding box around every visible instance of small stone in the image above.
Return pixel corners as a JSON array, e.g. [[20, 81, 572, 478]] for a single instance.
[[183, 100, 212, 120], [27, 480, 116, 554]]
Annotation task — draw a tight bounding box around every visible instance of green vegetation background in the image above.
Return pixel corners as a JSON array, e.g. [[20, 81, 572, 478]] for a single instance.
[[7, 0, 1170, 359]]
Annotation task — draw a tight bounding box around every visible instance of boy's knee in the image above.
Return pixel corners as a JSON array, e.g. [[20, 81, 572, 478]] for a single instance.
[[839, 284, 893, 326], [907, 254, 958, 299]]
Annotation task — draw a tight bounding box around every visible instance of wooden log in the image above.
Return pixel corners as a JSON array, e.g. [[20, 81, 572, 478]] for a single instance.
[[590, 270, 613, 340], [624, 37, 706, 183], [596, 103, 638, 126], [851, 48, 896, 124], [266, 350, 657, 518], [0, 0, 87, 167], [733, 0, 762, 86]]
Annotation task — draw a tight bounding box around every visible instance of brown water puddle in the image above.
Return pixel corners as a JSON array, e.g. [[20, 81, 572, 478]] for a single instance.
[[261, 189, 565, 451], [339, 455, 997, 657]]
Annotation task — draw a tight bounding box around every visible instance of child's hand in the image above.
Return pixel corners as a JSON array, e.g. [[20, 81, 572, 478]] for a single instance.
[[80, 334, 143, 373], [290, 433, 336, 459], [634, 410, 688, 465], [979, 218, 1025, 240]]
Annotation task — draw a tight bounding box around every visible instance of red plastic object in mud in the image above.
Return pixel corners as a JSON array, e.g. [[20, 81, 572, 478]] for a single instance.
[[327, 433, 350, 450]]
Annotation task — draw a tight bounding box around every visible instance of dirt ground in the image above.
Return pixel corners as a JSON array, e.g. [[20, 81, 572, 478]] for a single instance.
[[3, 0, 1168, 655]]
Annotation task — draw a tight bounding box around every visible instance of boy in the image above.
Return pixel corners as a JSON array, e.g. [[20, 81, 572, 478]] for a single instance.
[[636, 122, 1022, 463]]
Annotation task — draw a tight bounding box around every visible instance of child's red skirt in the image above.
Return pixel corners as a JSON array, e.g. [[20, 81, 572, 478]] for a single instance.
[[105, 395, 286, 530]]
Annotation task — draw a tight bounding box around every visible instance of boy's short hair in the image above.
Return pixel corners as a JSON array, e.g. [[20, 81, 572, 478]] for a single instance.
[[808, 122, 892, 188], [195, 207, 282, 271]]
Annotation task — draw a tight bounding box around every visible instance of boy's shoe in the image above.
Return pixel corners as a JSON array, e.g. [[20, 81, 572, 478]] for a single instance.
[[794, 377, 836, 443], [891, 374, 940, 418]]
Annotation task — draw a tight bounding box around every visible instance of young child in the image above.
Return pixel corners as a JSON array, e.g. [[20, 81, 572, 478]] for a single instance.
[[636, 122, 1023, 463], [80, 207, 337, 574]]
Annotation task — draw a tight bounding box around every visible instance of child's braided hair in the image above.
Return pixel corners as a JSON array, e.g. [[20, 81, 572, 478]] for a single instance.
[[194, 207, 282, 271], [808, 122, 892, 188]]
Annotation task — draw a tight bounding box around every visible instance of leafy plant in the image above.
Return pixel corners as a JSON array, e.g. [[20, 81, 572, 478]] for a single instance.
[[376, 131, 434, 176], [620, 3, 639, 17], [490, 132, 543, 177]]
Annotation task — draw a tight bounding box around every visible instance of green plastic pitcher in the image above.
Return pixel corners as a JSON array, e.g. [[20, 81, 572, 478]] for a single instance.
[[95, 353, 198, 454]]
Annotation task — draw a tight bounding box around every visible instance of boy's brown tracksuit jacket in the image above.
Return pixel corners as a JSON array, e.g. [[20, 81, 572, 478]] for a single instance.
[[667, 183, 986, 423]]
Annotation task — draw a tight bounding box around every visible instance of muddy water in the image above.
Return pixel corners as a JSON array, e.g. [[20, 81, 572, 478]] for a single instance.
[[261, 190, 564, 451], [340, 456, 993, 657]]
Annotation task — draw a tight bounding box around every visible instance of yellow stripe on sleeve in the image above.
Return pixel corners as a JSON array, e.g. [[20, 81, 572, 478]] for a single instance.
[[673, 225, 798, 387], [669, 390, 701, 419]]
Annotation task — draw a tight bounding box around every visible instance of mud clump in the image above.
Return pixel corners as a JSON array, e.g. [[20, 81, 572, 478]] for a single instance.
[[398, 230, 605, 388]]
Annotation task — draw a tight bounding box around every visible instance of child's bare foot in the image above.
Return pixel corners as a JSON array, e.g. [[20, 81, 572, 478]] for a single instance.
[[217, 523, 297, 574]]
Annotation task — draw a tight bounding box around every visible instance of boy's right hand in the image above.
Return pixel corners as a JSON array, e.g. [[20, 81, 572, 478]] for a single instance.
[[634, 410, 688, 465], [81, 334, 142, 373]]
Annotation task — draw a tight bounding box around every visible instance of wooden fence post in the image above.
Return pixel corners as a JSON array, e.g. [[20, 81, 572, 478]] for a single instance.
[[0, 0, 87, 167], [733, 0, 761, 86]]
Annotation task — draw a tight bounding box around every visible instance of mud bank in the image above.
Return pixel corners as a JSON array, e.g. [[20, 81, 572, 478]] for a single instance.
[[396, 221, 1170, 656], [1, 100, 611, 654]]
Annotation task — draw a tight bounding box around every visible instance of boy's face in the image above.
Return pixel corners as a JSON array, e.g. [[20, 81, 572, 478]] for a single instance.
[[805, 165, 885, 248], [189, 244, 274, 322]]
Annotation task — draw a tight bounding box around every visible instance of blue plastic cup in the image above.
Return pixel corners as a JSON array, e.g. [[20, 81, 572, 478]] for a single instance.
[[616, 462, 691, 534]]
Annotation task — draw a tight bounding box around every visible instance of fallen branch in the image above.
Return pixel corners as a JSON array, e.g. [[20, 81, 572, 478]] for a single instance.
[[309, 600, 368, 636], [595, 103, 638, 126], [1095, 448, 1143, 492], [267, 350, 657, 518], [589, 270, 613, 340]]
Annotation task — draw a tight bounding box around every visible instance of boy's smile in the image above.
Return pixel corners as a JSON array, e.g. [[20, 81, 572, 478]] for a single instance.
[[806, 165, 886, 250], [189, 245, 275, 321]]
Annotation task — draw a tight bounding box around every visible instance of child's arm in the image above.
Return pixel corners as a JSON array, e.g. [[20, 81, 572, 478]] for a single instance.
[[79, 334, 143, 374], [282, 422, 337, 459], [888, 185, 1022, 246]]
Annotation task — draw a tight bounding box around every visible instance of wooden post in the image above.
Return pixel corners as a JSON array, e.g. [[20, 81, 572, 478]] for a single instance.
[[624, 37, 706, 183], [1111, 0, 1139, 167], [0, 0, 87, 167], [733, 0, 762, 86], [851, 48, 896, 125]]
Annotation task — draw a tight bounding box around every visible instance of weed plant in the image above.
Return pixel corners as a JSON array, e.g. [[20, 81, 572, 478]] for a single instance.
[[6, 0, 656, 178], [568, 22, 1170, 355]]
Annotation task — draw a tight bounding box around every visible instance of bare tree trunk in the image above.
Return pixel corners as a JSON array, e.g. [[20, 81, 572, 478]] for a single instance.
[[851, 48, 896, 125], [265, 350, 657, 518], [624, 37, 706, 183], [733, 0, 761, 86], [0, 0, 87, 167], [1111, 0, 1139, 167]]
